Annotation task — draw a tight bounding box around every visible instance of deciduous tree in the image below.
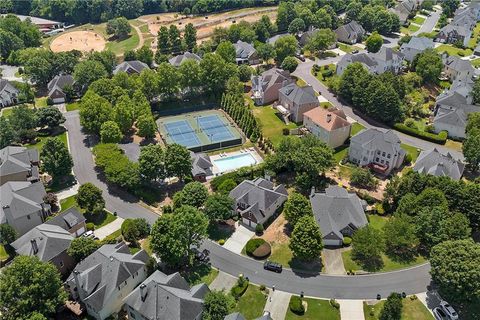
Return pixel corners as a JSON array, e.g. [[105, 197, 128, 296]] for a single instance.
[[384, 215, 418, 261], [203, 193, 234, 221], [100, 121, 123, 143], [36, 106, 65, 130], [139, 144, 165, 183], [274, 35, 298, 64], [173, 181, 209, 209], [76, 183, 105, 214], [202, 290, 235, 320], [164, 143, 192, 180], [351, 225, 385, 271], [0, 224, 17, 244], [284, 192, 312, 227], [366, 31, 383, 53], [106, 17, 131, 39], [184, 23, 197, 51], [67, 237, 99, 262], [379, 292, 403, 320], [73, 60, 107, 90], [41, 137, 73, 179], [413, 49, 443, 84], [216, 41, 236, 63], [289, 215, 323, 261], [280, 56, 298, 72]]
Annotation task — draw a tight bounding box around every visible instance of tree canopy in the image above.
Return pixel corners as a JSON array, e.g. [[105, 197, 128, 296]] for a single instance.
[[75, 183, 105, 214], [67, 237, 100, 262], [289, 215, 323, 261], [41, 137, 73, 179]]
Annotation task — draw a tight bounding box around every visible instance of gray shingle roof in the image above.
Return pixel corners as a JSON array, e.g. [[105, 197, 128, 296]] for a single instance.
[[279, 83, 317, 106], [266, 33, 289, 45], [225, 313, 247, 320], [11, 223, 73, 262], [413, 148, 465, 180], [251, 68, 291, 97], [370, 46, 404, 62], [0, 146, 39, 178], [169, 52, 201, 67], [0, 181, 47, 223], [113, 60, 150, 75], [310, 186, 367, 241], [234, 40, 256, 60], [45, 207, 85, 231], [190, 151, 213, 177], [66, 242, 149, 313], [334, 20, 365, 42], [400, 36, 434, 52], [351, 128, 403, 156], [443, 55, 475, 73], [47, 74, 74, 91], [0, 79, 19, 94], [124, 270, 208, 320]]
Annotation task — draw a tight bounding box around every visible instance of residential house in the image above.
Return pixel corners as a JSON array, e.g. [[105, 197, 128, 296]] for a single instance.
[[0, 181, 51, 236], [348, 128, 405, 175], [299, 27, 337, 48], [334, 20, 365, 44], [399, 36, 434, 62], [336, 46, 404, 75], [11, 223, 75, 275], [251, 68, 292, 106], [442, 55, 475, 82], [113, 60, 150, 75], [45, 207, 87, 237], [413, 148, 465, 180], [124, 270, 209, 320], [229, 177, 288, 228], [266, 33, 289, 45], [389, 0, 418, 23], [0, 79, 19, 108], [47, 74, 75, 104], [169, 52, 202, 67], [310, 186, 368, 246], [0, 146, 39, 185], [66, 242, 149, 320], [190, 151, 213, 182], [303, 106, 351, 148], [233, 40, 260, 65], [436, 24, 472, 47], [278, 83, 319, 123]]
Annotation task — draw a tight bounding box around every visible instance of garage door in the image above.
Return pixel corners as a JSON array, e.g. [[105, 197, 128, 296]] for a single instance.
[[53, 98, 65, 104], [323, 239, 342, 247], [76, 227, 85, 237], [242, 218, 256, 228]]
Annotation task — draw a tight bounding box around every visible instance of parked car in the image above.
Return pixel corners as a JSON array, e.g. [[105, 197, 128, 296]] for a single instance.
[[83, 230, 95, 239], [193, 248, 210, 262], [440, 301, 459, 320], [263, 260, 282, 273], [352, 50, 359, 54], [433, 307, 448, 320], [295, 53, 306, 62]]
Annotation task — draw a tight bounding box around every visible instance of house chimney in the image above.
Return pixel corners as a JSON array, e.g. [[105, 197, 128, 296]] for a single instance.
[[140, 284, 147, 302], [30, 239, 38, 254], [326, 113, 332, 123], [73, 270, 85, 300]]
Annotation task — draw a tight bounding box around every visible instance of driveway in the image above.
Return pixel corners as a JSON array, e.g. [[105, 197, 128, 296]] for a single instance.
[[208, 271, 237, 291], [0, 65, 25, 82], [94, 217, 124, 240], [264, 290, 291, 320], [223, 224, 255, 254], [338, 299, 365, 320], [322, 249, 346, 275], [413, 8, 442, 36]]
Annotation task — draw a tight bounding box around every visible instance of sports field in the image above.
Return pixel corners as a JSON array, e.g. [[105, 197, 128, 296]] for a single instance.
[[156, 110, 243, 152]]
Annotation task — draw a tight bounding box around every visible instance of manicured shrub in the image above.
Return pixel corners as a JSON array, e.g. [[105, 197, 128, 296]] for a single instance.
[[282, 128, 290, 135], [86, 223, 95, 231], [255, 223, 264, 235], [289, 296, 305, 315], [252, 242, 271, 259], [245, 238, 267, 256], [231, 276, 249, 299], [343, 237, 352, 246], [330, 298, 340, 309], [218, 239, 225, 245], [393, 123, 447, 144], [404, 153, 413, 165]]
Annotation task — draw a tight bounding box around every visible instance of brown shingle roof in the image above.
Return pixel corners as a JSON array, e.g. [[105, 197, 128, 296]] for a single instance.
[[303, 107, 350, 132]]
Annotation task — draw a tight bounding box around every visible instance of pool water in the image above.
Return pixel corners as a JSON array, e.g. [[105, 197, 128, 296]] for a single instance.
[[213, 153, 257, 173]]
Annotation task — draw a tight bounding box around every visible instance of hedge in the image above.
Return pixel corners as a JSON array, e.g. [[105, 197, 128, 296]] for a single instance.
[[393, 123, 447, 144], [231, 279, 249, 299], [289, 296, 305, 315], [245, 238, 267, 256], [252, 242, 271, 259]]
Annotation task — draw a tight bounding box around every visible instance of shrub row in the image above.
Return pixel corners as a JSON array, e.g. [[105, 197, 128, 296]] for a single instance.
[[231, 279, 249, 299], [211, 165, 264, 192], [393, 123, 447, 144]]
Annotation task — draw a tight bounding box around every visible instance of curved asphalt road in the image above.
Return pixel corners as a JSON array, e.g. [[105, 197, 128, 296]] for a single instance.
[[64, 105, 433, 300]]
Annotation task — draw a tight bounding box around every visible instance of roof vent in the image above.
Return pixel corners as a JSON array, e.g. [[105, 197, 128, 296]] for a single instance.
[[326, 114, 332, 123]]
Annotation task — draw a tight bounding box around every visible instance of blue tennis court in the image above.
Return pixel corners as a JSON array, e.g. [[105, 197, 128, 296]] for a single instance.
[[198, 115, 234, 142], [164, 120, 201, 148]]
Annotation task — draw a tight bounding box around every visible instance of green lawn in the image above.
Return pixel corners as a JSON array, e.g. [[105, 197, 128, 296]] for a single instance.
[[60, 195, 79, 211], [285, 297, 341, 320], [0, 244, 10, 261], [338, 43, 362, 53], [66, 102, 81, 111], [84, 211, 117, 228], [435, 44, 473, 57], [351, 122, 366, 137], [265, 242, 323, 273], [250, 103, 298, 147], [35, 97, 48, 107], [313, 64, 336, 85], [0, 107, 13, 117], [182, 264, 219, 286], [367, 214, 389, 230], [333, 145, 349, 163], [234, 284, 267, 320], [400, 143, 420, 162], [364, 298, 433, 320], [472, 58, 480, 67], [342, 250, 427, 273], [26, 131, 68, 152], [106, 24, 140, 55], [412, 16, 426, 25], [468, 22, 480, 48]]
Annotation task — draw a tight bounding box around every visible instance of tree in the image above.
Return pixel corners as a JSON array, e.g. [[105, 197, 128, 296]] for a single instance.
[[256, 43, 276, 62], [173, 181, 209, 209], [75, 183, 105, 214], [384, 215, 418, 261], [463, 128, 480, 171], [121, 218, 150, 243], [202, 290, 235, 320], [364, 80, 403, 124], [136, 114, 156, 139], [79, 91, 113, 134], [466, 112, 480, 133], [156, 62, 180, 98], [150, 206, 208, 267], [430, 239, 480, 302], [216, 41, 236, 63], [200, 53, 237, 93], [366, 31, 383, 53], [114, 95, 135, 133], [35, 106, 64, 130], [413, 49, 443, 84], [135, 45, 154, 66], [9, 105, 37, 134], [106, 17, 131, 39], [284, 193, 312, 227], [157, 26, 170, 54], [0, 116, 15, 148], [351, 226, 385, 271], [0, 29, 24, 60], [289, 215, 323, 261], [350, 167, 378, 189], [41, 137, 73, 179], [0, 224, 17, 244], [346, 1, 363, 22], [169, 25, 182, 53], [184, 23, 197, 51], [73, 60, 107, 90], [379, 292, 403, 320], [164, 143, 192, 180], [67, 237, 99, 262], [138, 144, 164, 183], [281, 56, 298, 72], [277, 1, 296, 31], [88, 50, 117, 76], [288, 18, 306, 34], [0, 256, 67, 320], [203, 193, 234, 221], [179, 58, 202, 94], [306, 28, 336, 55], [100, 121, 123, 143], [315, 8, 333, 29], [442, 0, 460, 17], [238, 64, 252, 82], [274, 35, 298, 64]]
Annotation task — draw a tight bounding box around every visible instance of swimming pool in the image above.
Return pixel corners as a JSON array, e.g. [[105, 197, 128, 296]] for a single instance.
[[212, 153, 257, 173]]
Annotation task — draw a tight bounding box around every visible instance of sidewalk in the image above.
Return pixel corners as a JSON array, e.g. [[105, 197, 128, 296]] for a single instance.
[[94, 217, 124, 240], [263, 290, 291, 320], [338, 299, 365, 320], [208, 271, 237, 291], [223, 224, 254, 254]]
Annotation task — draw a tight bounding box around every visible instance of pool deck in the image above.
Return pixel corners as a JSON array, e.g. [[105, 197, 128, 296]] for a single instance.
[[209, 149, 263, 177]]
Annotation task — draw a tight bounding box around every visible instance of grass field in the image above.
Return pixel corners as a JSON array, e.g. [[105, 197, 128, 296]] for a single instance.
[[285, 297, 341, 320], [26, 131, 68, 152], [334, 145, 349, 163], [367, 214, 389, 230], [234, 284, 267, 319], [313, 64, 336, 85], [468, 22, 480, 48], [342, 250, 427, 273], [351, 122, 366, 136], [400, 143, 420, 162], [66, 102, 81, 111], [182, 264, 219, 286], [338, 43, 362, 53], [363, 298, 433, 320], [435, 44, 473, 57], [60, 195, 79, 211], [250, 103, 298, 147], [412, 16, 426, 25], [408, 24, 420, 32]]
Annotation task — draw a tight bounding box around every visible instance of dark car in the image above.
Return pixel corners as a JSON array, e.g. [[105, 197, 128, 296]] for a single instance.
[[352, 50, 359, 54], [264, 260, 282, 273], [193, 248, 210, 262]]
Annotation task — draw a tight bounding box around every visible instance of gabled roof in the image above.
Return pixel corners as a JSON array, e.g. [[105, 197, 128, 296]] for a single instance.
[[124, 270, 208, 320], [443, 55, 475, 73], [0, 146, 38, 177], [11, 223, 73, 262], [113, 60, 150, 75], [310, 186, 367, 241], [304, 106, 350, 132], [351, 128, 403, 156], [225, 313, 247, 320], [434, 104, 479, 127], [339, 53, 378, 68], [0, 181, 47, 223], [190, 151, 213, 176], [47, 74, 74, 91], [266, 33, 289, 45], [0, 79, 19, 94], [369, 46, 404, 63], [234, 40, 256, 59], [45, 207, 86, 231], [169, 52, 201, 67], [400, 36, 434, 52], [251, 68, 291, 95], [334, 20, 365, 41], [279, 83, 318, 106], [438, 24, 471, 38], [66, 242, 149, 313], [413, 148, 465, 180]]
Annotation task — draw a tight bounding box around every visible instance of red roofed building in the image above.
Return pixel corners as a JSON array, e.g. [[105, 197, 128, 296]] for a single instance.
[[303, 106, 351, 148]]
